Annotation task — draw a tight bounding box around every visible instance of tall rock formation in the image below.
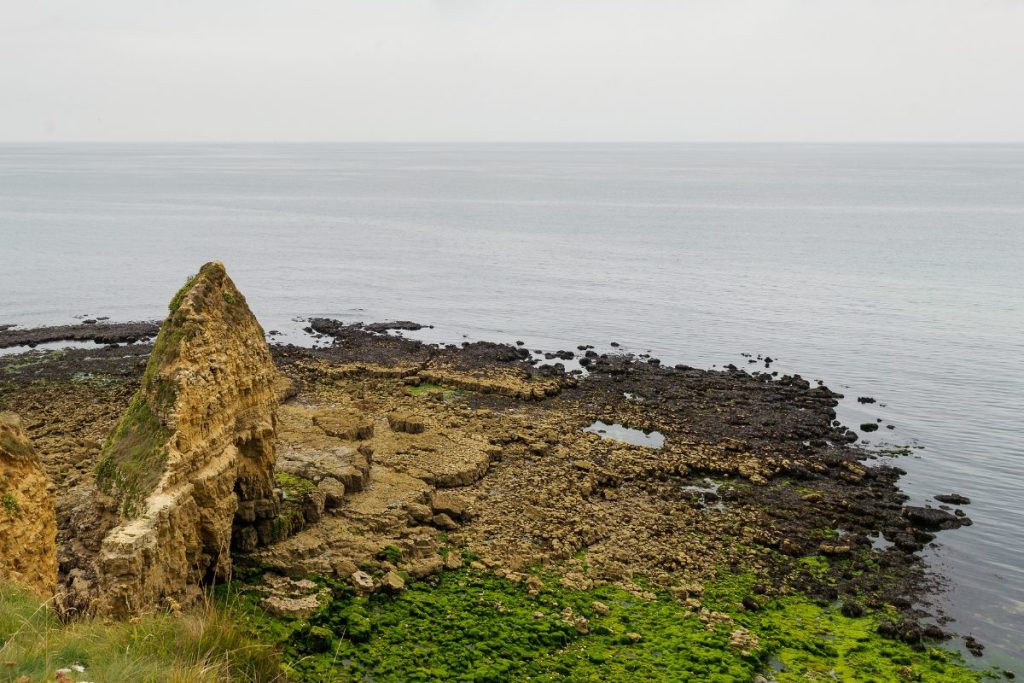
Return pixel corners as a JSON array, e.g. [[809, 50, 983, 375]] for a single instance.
[[0, 412, 58, 598], [92, 261, 280, 615]]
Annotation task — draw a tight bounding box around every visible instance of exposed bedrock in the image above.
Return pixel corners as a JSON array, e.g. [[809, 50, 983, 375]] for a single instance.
[[0, 320, 160, 349], [86, 262, 281, 616], [0, 412, 58, 598]]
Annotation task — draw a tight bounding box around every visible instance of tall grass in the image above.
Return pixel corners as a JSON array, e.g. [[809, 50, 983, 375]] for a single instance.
[[0, 583, 281, 682]]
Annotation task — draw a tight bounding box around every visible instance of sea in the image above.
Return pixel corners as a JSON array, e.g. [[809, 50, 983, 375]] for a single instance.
[[1, 143, 1021, 671]]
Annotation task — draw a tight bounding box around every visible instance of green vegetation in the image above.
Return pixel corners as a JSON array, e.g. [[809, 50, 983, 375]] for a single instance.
[[0, 349, 65, 375], [406, 382, 459, 399], [274, 471, 316, 501], [0, 430, 33, 460], [1, 492, 19, 516], [268, 472, 316, 541], [95, 394, 172, 517], [168, 274, 197, 315], [93, 273, 201, 517], [0, 582, 280, 682], [377, 545, 404, 564], [227, 562, 984, 682], [223, 292, 237, 305]]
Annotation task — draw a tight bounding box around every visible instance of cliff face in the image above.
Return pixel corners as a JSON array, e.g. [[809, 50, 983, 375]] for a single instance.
[[0, 412, 57, 597], [92, 261, 280, 615]]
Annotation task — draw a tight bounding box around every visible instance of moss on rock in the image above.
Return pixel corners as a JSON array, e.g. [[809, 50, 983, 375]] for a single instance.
[[228, 564, 984, 682]]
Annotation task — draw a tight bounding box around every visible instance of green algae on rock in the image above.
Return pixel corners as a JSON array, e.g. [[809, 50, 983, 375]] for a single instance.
[[226, 565, 985, 682]]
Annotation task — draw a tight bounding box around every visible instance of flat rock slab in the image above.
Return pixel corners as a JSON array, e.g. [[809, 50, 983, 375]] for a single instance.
[[277, 404, 372, 492], [374, 428, 492, 488], [343, 465, 432, 518], [0, 321, 159, 349], [314, 410, 374, 440]]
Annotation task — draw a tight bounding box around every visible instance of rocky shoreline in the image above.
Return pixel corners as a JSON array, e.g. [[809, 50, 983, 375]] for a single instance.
[[0, 320, 160, 349], [0, 265, 995, 681]]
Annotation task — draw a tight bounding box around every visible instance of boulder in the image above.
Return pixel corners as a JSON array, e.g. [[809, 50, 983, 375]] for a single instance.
[[382, 570, 405, 592], [388, 411, 426, 434], [903, 505, 966, 530]]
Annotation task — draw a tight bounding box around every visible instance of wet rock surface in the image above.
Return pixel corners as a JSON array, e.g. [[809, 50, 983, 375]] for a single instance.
[[935, 493, 971, 505], [0, 320, 159, 349]]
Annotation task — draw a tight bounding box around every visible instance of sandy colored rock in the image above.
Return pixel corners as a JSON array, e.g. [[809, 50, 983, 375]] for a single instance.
[[314, 410, 374, 441], [382, 570, 405, 592], [0, 413, 57, 598], [277, 404, 372, 494], [351, 570, 375, 593], [417, 367, 561, 401], [261, 594, 320, 618], [431, 490, 471, 520], [387, 411, 425, 434], [432, 513, 459, 530], [89, 262, 281, 616]]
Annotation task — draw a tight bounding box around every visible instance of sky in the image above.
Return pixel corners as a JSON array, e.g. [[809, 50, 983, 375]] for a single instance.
[[1, 0, 1022, 143]]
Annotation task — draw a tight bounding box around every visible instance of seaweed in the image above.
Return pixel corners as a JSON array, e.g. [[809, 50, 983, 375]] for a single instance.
[[228, 565, 985, 682]]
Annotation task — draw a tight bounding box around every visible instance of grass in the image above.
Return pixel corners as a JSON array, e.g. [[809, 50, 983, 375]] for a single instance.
[[0, 582, 281, 683], [1, 492, 19, 517], [93, 274, 198, 518], [168, 275, 197, 315], [0, 431, 33, 460], [95, 394, 173, 517]]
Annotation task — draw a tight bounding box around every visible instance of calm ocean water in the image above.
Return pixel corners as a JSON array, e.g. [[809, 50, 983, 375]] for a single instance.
[[1, 143, 1021, 669]]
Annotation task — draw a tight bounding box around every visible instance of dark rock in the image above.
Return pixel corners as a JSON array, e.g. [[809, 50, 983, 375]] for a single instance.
[[964, 635, 985, 657], [903, 506, 966, 530], [877, 619, 898, 637], [934, 494, 971, 505], [361, 320, 425, 333], [859, 423, 879, 432], [0, 320, 160, 349], [841, 601, 865, 618]]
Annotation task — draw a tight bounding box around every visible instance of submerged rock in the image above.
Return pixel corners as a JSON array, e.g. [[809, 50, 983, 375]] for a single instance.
[[934, 493, 971, 505], [0, 413, 57, 597], [902, 505, 967, 530], [88, 262, 282, 616]]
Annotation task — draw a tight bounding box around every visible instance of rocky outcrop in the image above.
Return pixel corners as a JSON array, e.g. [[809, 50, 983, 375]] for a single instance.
[[90, 262, 281, 616], [0, 413, 57, 597]]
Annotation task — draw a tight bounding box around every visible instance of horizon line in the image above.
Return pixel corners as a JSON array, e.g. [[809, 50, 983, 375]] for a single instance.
[[2, 139, 1023, 146]]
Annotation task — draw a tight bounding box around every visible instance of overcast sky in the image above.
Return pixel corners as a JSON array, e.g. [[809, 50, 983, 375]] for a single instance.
[[1, 0, 1022, 142]]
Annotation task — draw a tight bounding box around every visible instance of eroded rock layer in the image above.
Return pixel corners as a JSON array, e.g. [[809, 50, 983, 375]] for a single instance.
[[0, 412, 57, 598], [88, 261, 280, 615]]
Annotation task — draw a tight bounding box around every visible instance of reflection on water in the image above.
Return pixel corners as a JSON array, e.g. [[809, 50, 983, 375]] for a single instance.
[[584, 420, 665, 449]]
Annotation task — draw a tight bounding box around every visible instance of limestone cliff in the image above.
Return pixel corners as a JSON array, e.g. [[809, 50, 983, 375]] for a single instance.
[[92, 261, 280, 615], [0, 412, 57, 598]]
